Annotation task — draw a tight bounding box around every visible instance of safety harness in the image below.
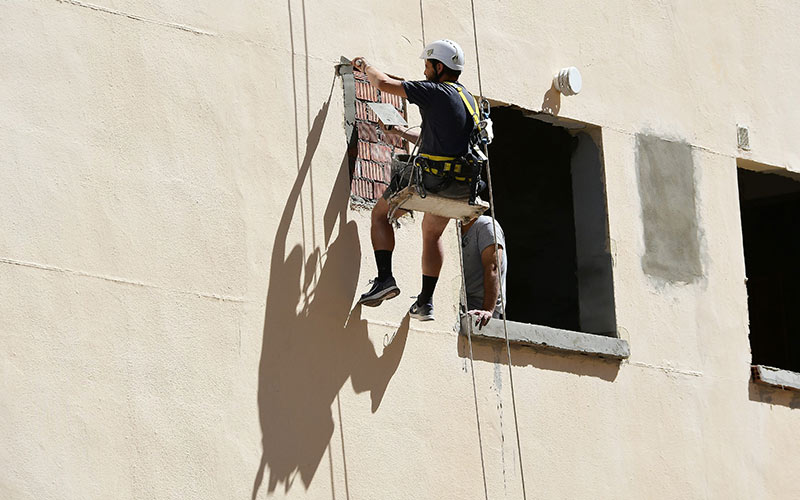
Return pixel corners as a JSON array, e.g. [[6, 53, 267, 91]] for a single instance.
[[415, 81, 487, 205]]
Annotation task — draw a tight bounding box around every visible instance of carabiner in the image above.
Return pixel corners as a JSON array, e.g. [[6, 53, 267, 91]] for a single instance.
[[480, 98, 491, 120]]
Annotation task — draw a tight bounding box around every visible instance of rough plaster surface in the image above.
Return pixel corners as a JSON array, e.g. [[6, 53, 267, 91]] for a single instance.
[[636, 134, 703, 283], [2, 1, 800, 499]]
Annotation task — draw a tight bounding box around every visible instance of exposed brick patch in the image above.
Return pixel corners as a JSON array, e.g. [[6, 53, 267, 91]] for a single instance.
[[348, 71, 408, 204]]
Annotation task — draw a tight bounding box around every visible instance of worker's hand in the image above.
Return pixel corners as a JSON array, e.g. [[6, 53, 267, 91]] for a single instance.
[[378, 121, 396, 133], [351, 57, 369, 73], [467, 309, 493, 329]]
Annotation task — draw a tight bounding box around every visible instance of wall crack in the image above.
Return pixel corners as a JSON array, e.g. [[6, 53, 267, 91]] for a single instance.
[[55, 0, 216, 36], [0, 257, 250, 303]]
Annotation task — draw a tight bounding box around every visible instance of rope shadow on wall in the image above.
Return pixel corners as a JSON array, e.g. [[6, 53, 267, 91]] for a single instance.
[[252, 84, 409, 498]]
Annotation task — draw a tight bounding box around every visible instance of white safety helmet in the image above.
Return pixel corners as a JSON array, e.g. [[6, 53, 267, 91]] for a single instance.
[[419, 39, 465, 71]]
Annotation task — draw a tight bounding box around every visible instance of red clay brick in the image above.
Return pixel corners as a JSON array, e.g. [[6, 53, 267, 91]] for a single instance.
[[378, 162, 389, 181], [357, 101, 376, 122], [375, 162, 384, 180], [368, 161, 383, 181], [362, 180, 376, 200], [383, 93, 399, 109], [385, 132, 404, 148], [357, 141, 371, 160], [355, 81, 367, 100], [371, 143, 392, 164], [362, 161, 374, 180], [362, 161, 387, 183], [356, 100, 376, 121], [357, 81, 378, 102], [374, 183, 387, 199], [358, 102, 366, 121], [351, 179, 367, 198], [357, 121, 378, 142], [360, 159, 375, 178]]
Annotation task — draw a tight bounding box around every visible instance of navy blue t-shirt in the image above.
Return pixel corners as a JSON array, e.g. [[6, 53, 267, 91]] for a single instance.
[[401, 80, 477, 157]]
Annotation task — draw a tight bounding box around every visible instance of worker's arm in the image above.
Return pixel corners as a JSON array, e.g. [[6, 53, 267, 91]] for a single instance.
[[351, 57, 407, 98], [379, 122, 420, 144], [467, 244, 503, 328]]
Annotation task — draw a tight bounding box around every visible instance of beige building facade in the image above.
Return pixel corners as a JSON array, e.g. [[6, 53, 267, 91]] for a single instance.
[[2, 1, 800, 498]]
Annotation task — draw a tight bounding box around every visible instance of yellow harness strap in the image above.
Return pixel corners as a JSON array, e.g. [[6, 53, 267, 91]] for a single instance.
[[420, 153, 457, 161], [445, 81, 480, 126]]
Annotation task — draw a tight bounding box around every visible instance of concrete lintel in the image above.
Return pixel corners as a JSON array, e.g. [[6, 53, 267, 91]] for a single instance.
[[460, 316, 630, 360], [752, 365, 800, 391]]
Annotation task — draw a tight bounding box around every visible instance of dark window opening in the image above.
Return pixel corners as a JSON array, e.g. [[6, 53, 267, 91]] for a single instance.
[[738, 166, 800, 372], [484, 107, 616, 336]]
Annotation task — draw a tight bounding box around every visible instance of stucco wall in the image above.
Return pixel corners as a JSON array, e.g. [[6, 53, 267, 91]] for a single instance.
[[2, 1, 799, 499]]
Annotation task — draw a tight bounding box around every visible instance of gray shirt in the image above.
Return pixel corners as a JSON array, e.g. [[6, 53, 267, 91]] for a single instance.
[[461, 216, 508, 317]]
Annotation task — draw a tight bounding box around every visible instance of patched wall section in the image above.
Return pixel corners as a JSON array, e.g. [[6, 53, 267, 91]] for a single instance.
[[340, 63, 407, 203], [636, 134, 702, 283]]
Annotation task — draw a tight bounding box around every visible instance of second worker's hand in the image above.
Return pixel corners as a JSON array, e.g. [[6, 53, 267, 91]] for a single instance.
[[467, 309, 493, 329]]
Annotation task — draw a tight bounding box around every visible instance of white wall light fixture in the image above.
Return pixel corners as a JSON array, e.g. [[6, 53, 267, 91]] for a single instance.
[[553, 67, 582, 96]]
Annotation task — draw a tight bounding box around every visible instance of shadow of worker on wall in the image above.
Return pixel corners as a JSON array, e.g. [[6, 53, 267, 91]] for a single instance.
[[252, 93, 410, 498]]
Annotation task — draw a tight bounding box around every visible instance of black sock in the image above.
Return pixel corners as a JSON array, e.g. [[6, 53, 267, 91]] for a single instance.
[[375, 250, 393, 280], [417, 275, 438, 305]]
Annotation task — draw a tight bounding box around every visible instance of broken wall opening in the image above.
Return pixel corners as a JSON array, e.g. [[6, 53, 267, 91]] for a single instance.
[[484, 107, 616, 336], [738, 164, 800, 372]]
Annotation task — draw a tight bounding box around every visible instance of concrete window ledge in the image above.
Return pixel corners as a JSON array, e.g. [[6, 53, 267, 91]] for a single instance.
[[752, 365, 800, 392], [460, 316, 630, 360]]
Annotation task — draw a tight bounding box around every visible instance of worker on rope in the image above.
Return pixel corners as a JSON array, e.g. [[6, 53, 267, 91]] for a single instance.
[[351, 39, 481, 321], [461, 215, 507, 328]]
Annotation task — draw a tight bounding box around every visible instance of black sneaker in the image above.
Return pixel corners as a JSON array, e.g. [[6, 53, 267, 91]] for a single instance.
[[358, 277, 400, 307], [408, 300, 434, 321]]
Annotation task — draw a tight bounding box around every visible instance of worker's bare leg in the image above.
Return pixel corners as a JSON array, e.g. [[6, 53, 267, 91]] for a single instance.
[[421, 213, 450, 276], [411, 213, 450, 319], [359, 197, 405, 306], [370, 197, 394, 251]]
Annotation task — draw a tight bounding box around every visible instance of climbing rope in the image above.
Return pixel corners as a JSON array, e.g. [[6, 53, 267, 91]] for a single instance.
[[456, 221, 490, 500], [465, 0, 529, 498]]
